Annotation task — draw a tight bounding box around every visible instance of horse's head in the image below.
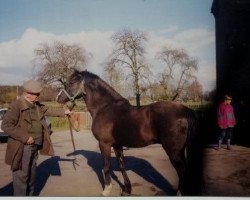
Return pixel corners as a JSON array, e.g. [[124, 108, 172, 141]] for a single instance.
[[56, 70, 86, 104], [57, 70, 128, 112]]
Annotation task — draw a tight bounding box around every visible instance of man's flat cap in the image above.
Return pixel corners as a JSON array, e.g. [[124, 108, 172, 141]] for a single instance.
[[23, 80, 43, 94]]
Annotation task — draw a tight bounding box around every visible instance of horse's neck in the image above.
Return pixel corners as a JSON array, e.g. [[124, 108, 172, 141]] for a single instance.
[[85, 92, 129, 118], [84, 79, 129, 115], [84, 93, 111, 115]]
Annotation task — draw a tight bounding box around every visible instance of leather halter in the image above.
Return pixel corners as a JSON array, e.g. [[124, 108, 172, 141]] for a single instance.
[[56, 81, 84, 102]]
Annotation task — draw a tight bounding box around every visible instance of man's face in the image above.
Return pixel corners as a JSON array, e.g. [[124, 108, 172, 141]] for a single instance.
[[24, 92, 40, 103]]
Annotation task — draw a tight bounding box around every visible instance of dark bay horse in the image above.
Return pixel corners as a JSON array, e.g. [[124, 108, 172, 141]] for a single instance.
[[56, 70, 199, 196]]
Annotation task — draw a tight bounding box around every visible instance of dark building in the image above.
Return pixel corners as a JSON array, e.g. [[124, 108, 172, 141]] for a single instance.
[[211, 0, 250, 101], [211, 0, 250, 146]]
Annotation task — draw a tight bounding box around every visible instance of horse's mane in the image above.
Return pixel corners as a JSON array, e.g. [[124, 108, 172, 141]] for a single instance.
[[78, 70, 128, 103]]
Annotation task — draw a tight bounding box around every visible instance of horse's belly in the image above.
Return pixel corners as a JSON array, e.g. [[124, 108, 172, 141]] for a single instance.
[[124, 140, 158, 148], [116, 130, 158, 147]]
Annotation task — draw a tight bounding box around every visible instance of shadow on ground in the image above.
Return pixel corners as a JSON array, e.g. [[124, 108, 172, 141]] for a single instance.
[[0, 156, 76, 196], [67, 149, 176, 195], [0, 149, 175, 196]]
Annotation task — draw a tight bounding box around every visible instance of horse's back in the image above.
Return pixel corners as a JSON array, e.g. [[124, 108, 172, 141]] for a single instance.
[[149, 101, 194, 120]]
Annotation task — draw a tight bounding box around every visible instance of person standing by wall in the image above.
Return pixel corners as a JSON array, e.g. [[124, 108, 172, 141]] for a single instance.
[[1, 80, 71, 196], [217, 94, 236, 150]]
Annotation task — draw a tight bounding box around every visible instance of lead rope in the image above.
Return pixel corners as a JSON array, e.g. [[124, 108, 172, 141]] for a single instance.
[[65, 101, 79, 170], [67, 115, 76, 152], [67, 114, 79, 170]]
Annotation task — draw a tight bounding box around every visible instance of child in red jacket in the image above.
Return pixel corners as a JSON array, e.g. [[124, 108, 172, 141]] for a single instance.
[[217, 94, 236, 150]]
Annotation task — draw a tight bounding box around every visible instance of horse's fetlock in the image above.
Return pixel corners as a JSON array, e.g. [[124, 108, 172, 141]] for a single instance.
[[124, 185, 132, 194], [121, 188, 131, 196], [102, 183, 113, 196]]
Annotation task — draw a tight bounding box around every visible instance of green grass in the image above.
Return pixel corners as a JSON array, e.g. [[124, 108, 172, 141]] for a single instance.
[[48, 116, 69, 131], [43, 100, 87, 131]]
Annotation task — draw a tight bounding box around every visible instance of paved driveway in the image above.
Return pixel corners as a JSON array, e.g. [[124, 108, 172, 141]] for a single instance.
[[0, 129, 250, 196], [0, 130, 178, 196]]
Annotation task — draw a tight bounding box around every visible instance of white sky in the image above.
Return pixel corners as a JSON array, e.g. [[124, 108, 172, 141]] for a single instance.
[[0, 0, 216, 91]]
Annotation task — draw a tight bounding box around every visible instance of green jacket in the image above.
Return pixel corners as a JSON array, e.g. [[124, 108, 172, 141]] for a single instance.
[[2, 96, 65, 171]]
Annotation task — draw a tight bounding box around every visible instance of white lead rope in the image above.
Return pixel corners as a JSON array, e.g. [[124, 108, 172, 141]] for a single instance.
[[67, 114, 79, 171]]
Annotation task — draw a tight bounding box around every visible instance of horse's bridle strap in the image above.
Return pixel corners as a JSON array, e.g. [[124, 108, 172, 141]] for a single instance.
[[57, 81, 84, 102], [59, 89, 76, 102]]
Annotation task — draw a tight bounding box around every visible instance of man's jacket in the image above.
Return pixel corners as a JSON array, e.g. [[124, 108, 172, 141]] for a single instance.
[[1, 96, 65, 171]]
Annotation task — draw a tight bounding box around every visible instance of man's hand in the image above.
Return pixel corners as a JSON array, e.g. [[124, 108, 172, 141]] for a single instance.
[[65, 101, 76, 111], [26, 136, 34, 145], [65, 109, 72, 116]]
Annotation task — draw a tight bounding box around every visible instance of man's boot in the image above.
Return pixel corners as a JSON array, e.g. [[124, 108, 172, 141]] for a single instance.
[[227, 139, 231, 150]]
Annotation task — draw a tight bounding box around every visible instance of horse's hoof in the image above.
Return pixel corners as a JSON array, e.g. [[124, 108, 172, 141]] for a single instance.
[[101, 184, 112, 196], [121, 190, 131, 196], [121, 192, 131, 196]]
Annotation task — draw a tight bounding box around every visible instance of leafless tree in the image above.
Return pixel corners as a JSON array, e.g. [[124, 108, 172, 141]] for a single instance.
[[33, 41, 90, 88], [186, 79, 203, 102], [145, 82, 164, 101], [156, 46, 198, 101], [103, 60, 124, 94], [107, 29, 150, 107]]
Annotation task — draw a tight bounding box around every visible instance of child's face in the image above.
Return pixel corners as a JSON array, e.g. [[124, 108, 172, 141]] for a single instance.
[[225, 99, 232, 104]]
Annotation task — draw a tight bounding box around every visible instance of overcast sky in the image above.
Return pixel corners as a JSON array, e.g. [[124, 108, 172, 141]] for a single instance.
[[0, 0, 216, 91]]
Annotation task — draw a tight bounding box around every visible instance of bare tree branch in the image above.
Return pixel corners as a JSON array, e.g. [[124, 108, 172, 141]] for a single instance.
[[106, 28, 149, 107], [33, 41, 90, 88], [156, 45, 199, 101]]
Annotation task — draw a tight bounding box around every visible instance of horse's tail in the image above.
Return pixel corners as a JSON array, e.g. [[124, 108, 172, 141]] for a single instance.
[[184, 108, 204, 195]]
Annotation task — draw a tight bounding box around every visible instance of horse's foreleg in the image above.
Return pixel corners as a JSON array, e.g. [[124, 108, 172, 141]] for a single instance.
[[99, 142, 112, 196], [113, 146, 131, 196]]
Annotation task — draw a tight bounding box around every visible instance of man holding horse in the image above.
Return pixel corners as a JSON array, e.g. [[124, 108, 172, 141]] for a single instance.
[[1, 79, 71, 196]]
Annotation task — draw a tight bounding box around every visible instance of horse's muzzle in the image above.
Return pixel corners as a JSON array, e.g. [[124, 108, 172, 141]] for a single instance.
[[56, 90, 69, 104]]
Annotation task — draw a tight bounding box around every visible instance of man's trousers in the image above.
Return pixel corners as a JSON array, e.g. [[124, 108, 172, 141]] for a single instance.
[[12, 144, 38, 196]]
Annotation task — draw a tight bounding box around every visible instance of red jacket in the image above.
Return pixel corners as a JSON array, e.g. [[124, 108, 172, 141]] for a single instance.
[[217, 102, 236, 129]]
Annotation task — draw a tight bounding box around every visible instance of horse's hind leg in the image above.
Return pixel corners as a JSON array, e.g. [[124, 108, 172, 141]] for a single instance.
[[164, 148, 187, 196], [99, 142, 113, 196], [113, 146, 131, 196], [160, 118, 189, 195]]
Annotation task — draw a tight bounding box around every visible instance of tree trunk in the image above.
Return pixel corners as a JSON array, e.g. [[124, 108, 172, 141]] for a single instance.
[[136, 93, 141, 108]]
